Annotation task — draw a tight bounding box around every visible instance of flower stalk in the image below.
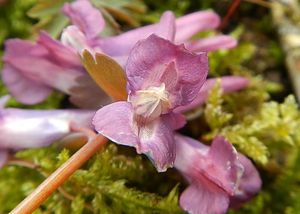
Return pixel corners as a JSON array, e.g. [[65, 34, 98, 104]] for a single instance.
[[10, 134, 107, 214]]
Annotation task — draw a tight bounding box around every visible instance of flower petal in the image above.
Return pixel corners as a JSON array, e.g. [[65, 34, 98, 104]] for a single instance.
[[38, 31, 81, 67], [0, 108, 93, 150], [99, 11, 176, 57], [126, 34, 208, 107], [3, 39, 83, 98], [175, 76, 249, 113], [92, 101, 139, 147], [93, 101, 176, 171], [175, 11, 220, 43], [155, 11, 176, 41], [62, 0, 105, 39], [2, 64, 52, 104], [180, 184, 229, 214], [137, 114, 176, 172], [230, 154, 262, 208], [206, 136, 244, 195], [185, 35, 237, 52], [175, 135, 243, 195]]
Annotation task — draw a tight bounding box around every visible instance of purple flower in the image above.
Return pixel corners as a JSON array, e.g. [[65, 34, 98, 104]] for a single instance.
[[174, 134, 261, 214], [0, 96, 94, 168], [2, 0, 236, 108], [2, 0, 110, 108], [100, 10, 237, 57], [93, 34, 208, 172]]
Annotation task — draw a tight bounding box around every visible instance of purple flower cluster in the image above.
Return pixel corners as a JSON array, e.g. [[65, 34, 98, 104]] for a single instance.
[[0, 0, 261, 213]]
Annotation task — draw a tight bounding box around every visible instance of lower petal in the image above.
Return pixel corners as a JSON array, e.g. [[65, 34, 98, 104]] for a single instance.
[[93, 102, 176, 172], [2, 65, 52, 105], [93, 102, 139, 147], [180, 183, 229, 214], [137, 115, 176, 172]]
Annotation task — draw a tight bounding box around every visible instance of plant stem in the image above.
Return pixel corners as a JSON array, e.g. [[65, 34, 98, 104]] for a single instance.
[[219, 0, 241, 30], [10, 134, 107, 214]]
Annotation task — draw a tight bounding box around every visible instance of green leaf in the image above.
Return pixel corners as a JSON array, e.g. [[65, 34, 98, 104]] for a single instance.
[[82, 50, 128, 101], [204, 79, 233, 130], [91, 0, 146, 27], [27, 0, 69, 38]]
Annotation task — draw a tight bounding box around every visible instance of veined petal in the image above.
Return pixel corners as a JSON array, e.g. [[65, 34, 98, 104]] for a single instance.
[[206, 136, 244, 195], [4, 39, 47, 59], [174, 135, 232, 214], [2, 64, 52, 105], [93, 101, 176, 171], [175, 76, 249, 113], [137, 114, 176, 172], [175, 135, 244, 195], [168, 113, 186, 130], [62, 0, 105, 39], [0, 108, 93, 150], [185, 35, 238, 52], [155, 11, 176, 41], [92, 101, 139, 147], [180, 184, 229, 214], [230, 154, 262, 208], [38, 31, 81, 67], [126, 34, 208, 108], [175, 11, 220, 43], [175, 135, 261, 213], [99, 11, 176, 57], [3, 38, 83, 96]]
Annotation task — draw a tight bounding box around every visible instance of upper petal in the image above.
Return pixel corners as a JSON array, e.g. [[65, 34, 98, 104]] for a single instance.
[[206, 136, 244, 195], [3, 39, 83, 96], [175, 11, 220, 43], [62, 0, 105, 39], [38, 31, 81, 67], [126, 34, 208, 108], [180, 184, 229, 214], [99, 11, 176, 57], [185, 35, 237, 52], [154, 11, 176, 41]]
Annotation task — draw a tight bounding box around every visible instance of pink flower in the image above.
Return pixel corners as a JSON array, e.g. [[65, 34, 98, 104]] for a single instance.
[[2, 0, 110, 108], [2, 0, 238, 108], [100, 10, 237, 57], [93, 34, 208, 172], [174, 135, 261, 214]]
